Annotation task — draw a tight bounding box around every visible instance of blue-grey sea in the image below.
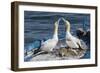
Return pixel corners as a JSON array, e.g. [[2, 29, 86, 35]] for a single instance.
[[24, 11, 90, 61]]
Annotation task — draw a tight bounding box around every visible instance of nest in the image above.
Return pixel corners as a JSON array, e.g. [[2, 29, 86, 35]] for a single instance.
[[57, 47, 87, 59], [26, 40, 88, 61]]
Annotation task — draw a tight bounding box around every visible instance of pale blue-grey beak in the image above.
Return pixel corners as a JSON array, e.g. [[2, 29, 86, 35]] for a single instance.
[[57, 17, 64, 24], [61, 17, 66, 22]]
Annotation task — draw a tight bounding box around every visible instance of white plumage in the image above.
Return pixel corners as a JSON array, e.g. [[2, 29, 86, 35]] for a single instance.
[[62, 18, 81, 48], [41, 39, 58, 52], [40, 19, 61, 52]]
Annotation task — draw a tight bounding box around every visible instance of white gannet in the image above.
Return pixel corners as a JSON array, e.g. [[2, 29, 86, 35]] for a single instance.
[[32, 18, 62, 57], [40, 19, 61, 52], [62, 18, 82, 49]]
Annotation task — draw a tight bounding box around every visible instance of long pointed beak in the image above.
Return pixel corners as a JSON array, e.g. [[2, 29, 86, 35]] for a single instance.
[[57, 18, 61, 24], [57, 17, 67, 25], [62, 18, 66, 23], [57, 17, 64, 24]]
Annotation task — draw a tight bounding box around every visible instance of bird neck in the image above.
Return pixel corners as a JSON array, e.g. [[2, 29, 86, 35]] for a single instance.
[[53, 25, 58, 39], [65, 22, 71, 38], [66, 22, 70, 32]]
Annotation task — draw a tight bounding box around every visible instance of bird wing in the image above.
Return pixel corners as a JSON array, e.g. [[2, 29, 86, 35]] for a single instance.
[[41, 39, 52, 46], [72, 36, 82, 47], [66, 36, 81, 48], [40, 39, 58, 52]]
